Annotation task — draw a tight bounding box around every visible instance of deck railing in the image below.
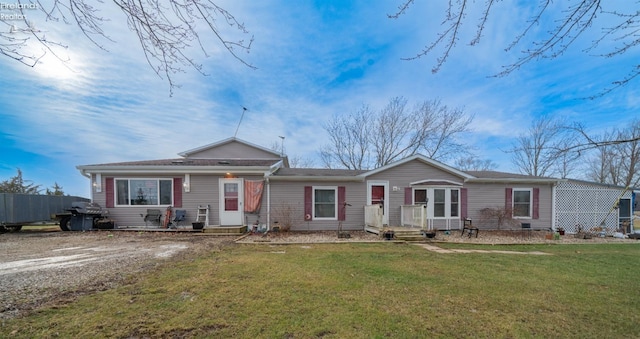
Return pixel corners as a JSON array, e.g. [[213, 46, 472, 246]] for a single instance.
[[400, 205, 461, 230], [364, 204, 384, 228], [401, 204, 429, 229]]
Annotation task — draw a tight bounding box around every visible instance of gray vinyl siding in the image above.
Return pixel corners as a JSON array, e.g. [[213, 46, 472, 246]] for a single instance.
[[188, 142, 278, 159], [186, 174, 265, 226], [91, 174, 182, 227], [464, 182, 554, 230], [367, 159, 465, 226], [268, 180, 366, 231], [92, 173, 266, 227]]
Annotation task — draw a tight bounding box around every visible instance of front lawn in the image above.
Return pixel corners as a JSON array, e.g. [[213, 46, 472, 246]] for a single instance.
[[2, 242, 639, 338]]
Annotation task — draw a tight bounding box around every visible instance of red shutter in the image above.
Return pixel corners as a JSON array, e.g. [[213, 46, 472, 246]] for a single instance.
[[173, 178, 182, 207], [105, 177, 114, 208], [304, 186, 312, 220], [338, 186, 346, 221], [532, 187, 539, 219], [460, 188, 468, 220], [404, 187, 412, 205], [505, 188, 512, 210]]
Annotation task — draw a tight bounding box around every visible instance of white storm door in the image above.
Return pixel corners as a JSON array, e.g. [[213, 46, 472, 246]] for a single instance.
[[367, 181, 389, 225], [219, 178, 244, 226]]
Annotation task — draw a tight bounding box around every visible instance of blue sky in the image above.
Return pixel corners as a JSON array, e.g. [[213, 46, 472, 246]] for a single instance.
[[1, 1, 638, 197]]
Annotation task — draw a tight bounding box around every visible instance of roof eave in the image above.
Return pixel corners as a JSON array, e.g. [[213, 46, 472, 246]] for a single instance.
[[268, 175, 364, 182], [358, 154, 474, 179], [76, 165, 274, 175]]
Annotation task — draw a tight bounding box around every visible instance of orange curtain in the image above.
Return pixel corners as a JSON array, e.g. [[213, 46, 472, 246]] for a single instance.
[[244, 180, 265, 213]]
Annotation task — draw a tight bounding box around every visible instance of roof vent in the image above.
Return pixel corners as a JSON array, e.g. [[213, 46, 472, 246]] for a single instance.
[[218, 160, 230, 165]]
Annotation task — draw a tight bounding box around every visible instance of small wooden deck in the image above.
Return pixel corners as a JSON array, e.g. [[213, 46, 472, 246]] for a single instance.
[[365, 225, 453, 241]]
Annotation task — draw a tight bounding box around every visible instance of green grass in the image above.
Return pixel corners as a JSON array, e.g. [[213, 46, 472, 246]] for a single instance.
[[2, 242, 639, 338]]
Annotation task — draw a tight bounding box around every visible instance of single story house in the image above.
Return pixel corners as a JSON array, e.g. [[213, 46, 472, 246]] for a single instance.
[[77, 137, 635, 234]]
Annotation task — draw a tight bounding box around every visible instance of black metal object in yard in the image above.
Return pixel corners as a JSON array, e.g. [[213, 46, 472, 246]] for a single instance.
[[337, 201, 352, 238], [63, 201, 108, 231], [461, 218, 479, 238]]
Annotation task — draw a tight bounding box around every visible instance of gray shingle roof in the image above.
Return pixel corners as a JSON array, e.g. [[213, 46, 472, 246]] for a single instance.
[[465, 170, 555, 180], [273, 168, 366, 177]]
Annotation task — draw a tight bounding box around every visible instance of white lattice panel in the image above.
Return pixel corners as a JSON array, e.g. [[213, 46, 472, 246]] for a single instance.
[[555, 181, 631, 234]]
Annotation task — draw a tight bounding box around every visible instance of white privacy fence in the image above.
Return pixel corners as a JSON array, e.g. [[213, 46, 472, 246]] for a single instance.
[[555, 181, 633, 234]]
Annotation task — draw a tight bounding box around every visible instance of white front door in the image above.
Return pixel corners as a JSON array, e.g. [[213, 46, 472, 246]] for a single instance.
[[219, 178, 244, 226]]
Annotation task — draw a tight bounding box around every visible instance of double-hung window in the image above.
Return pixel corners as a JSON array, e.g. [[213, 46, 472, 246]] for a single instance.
[[433, 189, 446, 217], [313, 186, 337, 220], [115, 179, 173, 206], [450, 189, 459, 217], [512, 189, 532, 218]]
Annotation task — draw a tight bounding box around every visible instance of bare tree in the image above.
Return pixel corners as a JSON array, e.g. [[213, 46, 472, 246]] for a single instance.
[[320, 105, 373, 169], [454, 156, 497, 171], [1, 1, 254, 94], [269, 141, 316, 168], [389, 1, 639, 96], [614, 120, 640, 187], [585, 136, 621, 185], [288, 155, 316, 169], [321, 97, 472, 170], [508, 116, 570, 177]]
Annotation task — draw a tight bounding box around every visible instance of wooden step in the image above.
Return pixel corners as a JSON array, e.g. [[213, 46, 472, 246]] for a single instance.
[[203, 225, 247, 235]]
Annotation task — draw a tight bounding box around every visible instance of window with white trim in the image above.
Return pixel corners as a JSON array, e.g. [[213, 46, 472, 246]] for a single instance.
[[450, 189, 459, 217], [115, 179, 173, 206], [414, 189, 428, 204], [512, 188, 532, 218], [434, 189, 446, 217], [413, 187, 460, 218], [313, 186, 337, 220]]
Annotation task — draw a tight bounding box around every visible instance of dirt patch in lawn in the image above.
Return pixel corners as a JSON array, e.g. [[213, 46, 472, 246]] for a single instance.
[[0, 231, 230, 319]]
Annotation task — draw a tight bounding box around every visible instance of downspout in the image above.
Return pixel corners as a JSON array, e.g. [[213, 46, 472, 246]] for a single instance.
[[77, 167, 94, 202], [266, 176, 270, 231], [264, 161, 281, 231], [551, 181, 557, 231]]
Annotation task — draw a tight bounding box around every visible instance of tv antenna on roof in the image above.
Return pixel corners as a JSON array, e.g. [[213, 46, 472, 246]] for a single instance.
[[234, 106, 248, 138], [278, 135, 285, 156]]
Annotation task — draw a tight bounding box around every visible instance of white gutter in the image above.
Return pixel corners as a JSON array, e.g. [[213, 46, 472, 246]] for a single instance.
[[78, 168, 91, 179]]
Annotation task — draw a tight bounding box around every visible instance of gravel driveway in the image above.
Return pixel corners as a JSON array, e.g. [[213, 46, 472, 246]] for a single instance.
[[0, 230, 229, 319]]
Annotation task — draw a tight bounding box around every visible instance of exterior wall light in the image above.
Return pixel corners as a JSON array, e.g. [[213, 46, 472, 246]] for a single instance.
[[93, 173, 102, 193], [183, 174, 191, 193]]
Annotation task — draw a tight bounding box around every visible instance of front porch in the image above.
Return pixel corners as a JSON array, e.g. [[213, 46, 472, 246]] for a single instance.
[[364, 204, 463, 239]]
